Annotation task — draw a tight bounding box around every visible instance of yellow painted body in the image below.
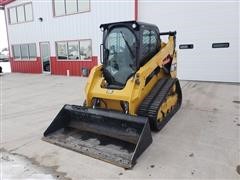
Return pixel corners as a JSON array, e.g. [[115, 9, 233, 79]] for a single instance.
[[85, 36, 177, 115]]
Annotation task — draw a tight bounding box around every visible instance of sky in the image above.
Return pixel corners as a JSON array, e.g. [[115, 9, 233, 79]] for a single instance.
[[0, 10, 8, 51]]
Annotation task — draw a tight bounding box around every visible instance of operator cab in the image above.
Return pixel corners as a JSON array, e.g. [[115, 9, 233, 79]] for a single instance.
[[100, 21, 161, 89]]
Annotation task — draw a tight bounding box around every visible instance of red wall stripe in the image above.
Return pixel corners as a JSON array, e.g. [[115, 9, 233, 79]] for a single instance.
[[51, 56, 98, 76], [10, 56, 98, 76], [10, 57, 42, 73]]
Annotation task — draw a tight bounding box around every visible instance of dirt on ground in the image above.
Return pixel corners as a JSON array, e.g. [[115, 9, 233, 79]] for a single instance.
[[1, 149, 69, 179]]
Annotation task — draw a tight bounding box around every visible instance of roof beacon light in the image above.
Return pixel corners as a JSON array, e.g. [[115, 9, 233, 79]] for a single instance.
[[132, 23, 137, 29]]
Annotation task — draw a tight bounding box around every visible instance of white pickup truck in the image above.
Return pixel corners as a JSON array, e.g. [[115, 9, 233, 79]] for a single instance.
[[0, 48, 9, 73], [0, 48, 9, 62]]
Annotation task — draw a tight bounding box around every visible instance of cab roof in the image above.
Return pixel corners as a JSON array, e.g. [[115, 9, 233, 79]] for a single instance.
[[100, 21, 159, 31]]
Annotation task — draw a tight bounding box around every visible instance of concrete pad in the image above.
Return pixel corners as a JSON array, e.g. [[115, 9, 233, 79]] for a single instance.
[[1, 151, 57, 179], [1, 73, 240, 179]]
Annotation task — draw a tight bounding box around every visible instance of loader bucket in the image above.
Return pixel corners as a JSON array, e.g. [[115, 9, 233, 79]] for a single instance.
[[43, 104, 152, 168]]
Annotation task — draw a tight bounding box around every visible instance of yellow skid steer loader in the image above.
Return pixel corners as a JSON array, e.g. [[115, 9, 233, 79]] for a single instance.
[[43, 21, 182, 169]]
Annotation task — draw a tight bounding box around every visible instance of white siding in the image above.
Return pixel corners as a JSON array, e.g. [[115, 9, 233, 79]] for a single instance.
[[5, 0, 239, 82], [5, 0, 135, 58], [139, 1, 239, 83]]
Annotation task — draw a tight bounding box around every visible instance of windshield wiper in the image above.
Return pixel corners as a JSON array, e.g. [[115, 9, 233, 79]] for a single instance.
[[120, 31, 135, 59]]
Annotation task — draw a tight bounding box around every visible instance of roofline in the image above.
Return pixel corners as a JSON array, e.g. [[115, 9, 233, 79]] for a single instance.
[[0, 0, 15, 6]]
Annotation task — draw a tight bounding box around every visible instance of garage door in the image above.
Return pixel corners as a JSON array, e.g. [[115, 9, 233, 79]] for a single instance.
[[139, 1, 239, 83]]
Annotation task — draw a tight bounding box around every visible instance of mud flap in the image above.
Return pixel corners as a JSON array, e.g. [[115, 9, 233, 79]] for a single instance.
[[43, 104, 152, 168]]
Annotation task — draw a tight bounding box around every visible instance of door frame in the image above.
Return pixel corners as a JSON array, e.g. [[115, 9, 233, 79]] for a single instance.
[[39, 41, 51, 73]]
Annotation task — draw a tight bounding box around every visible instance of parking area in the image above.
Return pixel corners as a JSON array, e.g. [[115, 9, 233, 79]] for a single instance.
[[1, 73, 239, 179], [0, 62, 11, 73]]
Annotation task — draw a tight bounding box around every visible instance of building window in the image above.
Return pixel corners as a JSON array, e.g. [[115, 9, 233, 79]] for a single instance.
[[56, 40, 92, 60], [16, 6, 25, 23], [9, 7, 17, 24], [25, 3, 33, 21], [54, 0, 65, 16], [12, 43, 37, 60], [68, 41, 79, 59], [66, 0, 77, 14], [80, 40, 92, 59], [29, 44, 37, 58], [12, 45, 21, 59], [20, 44, 29, 59], [8, 3, 33, 24], [53, 0, 90, 17], [77, 0, 90, 12], [56, 42, 68, 59]]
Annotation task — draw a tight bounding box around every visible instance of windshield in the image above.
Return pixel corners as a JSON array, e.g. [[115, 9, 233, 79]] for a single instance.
[[104, 27, 136, 86]]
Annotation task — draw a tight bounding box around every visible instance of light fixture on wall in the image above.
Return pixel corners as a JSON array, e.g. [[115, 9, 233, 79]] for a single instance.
[[38, 17, 43, 22]]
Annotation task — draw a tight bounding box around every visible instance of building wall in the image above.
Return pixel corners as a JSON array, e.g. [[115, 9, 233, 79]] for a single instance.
[[5, 0, 239, 82], [5, 0, 135, 75], [139, 1, 239, 83], [10, 57, 42, 73]]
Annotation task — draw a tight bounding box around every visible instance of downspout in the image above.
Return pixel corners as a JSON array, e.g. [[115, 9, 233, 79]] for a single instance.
[[3, 6, 12, 71], [134, 0, 138, 21]]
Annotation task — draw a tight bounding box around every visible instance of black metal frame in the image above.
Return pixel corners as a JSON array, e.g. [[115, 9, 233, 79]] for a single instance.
[[100, 21, 161, 70]]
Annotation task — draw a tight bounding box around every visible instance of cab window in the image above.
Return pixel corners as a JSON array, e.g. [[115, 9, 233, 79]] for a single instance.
[[142, 29, 158, 54]]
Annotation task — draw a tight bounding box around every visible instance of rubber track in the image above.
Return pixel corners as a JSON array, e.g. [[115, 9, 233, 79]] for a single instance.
[[137, 77, 182, 131]]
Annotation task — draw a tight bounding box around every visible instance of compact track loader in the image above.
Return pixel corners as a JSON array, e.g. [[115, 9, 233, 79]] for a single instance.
[[43, 21, 182, 168]]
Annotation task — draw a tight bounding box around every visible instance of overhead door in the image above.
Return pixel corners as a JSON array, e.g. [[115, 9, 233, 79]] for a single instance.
[[139, 1, 239, 82]]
